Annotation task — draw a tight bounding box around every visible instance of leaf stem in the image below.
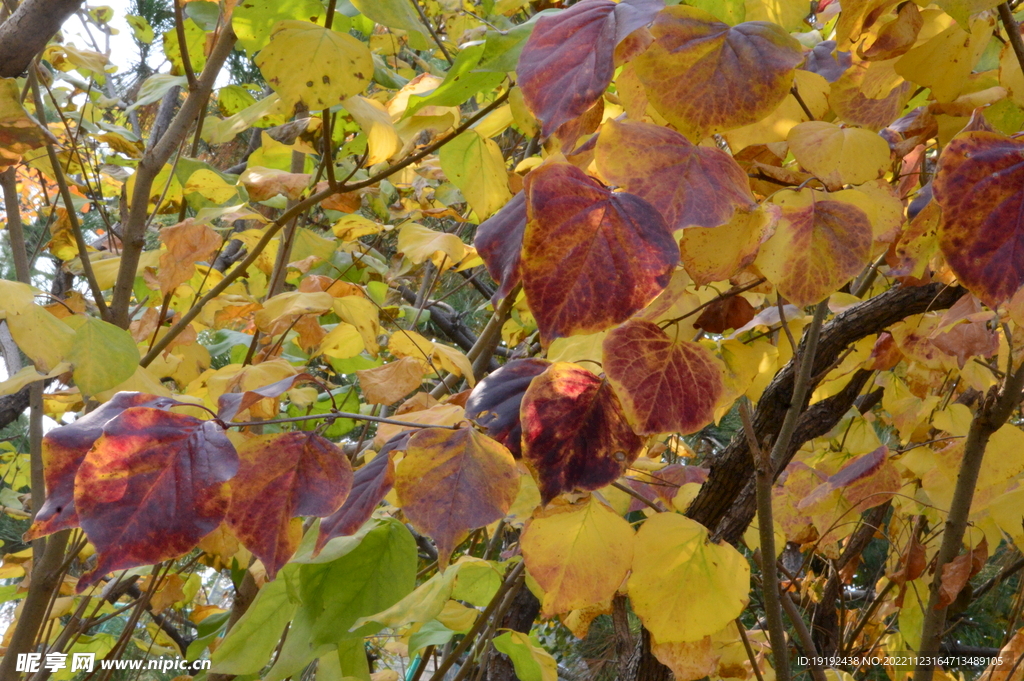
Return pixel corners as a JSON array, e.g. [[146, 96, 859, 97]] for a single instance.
[[173, 0, 199, 89], [410, 0, 454, 64], [223, 410, 460, 431]]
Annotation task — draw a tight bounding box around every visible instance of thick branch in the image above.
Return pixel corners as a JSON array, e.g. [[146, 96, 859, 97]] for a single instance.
[[685, 283, 965, 536], [0, 0, 85, 78], [913, 361, 1024, 681], [109, 25, 237, 328]]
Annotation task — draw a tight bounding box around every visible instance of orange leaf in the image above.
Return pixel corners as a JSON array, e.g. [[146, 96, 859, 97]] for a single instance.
[[356, 357, 427, 405], [395, 427, 519, 568], [595, 119, 756, 230]]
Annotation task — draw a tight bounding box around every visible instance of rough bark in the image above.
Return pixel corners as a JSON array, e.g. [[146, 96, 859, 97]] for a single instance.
[[0, 0, 85, 78]]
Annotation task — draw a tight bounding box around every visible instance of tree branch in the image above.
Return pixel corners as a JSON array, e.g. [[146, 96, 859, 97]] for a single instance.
[[0, 0, 85, 78], [109, 24, 238, 328]]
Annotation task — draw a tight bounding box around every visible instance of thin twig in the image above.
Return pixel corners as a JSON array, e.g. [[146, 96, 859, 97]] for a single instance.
[[141, 90, 511, 365], [224, 410, 461, 430], [1000, 3, 1024, 79], [410, 0, 454, 64], [173, 0, 198, 89]]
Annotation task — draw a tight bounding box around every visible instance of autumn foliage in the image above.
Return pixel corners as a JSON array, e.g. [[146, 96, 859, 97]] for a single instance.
[[1, 0, 1024, 681]]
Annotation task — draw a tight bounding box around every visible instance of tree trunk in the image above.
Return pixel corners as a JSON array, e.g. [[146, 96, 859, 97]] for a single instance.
[[0, 0, 86, 78]]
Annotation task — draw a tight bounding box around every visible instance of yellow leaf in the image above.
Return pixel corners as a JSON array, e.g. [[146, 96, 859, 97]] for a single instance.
[[651, 636, 718, 681], [356, 565, 461, 629], [786, 122, 892, 190], [439, 129, 512, 219], [389, 330, 475, 385], [333, 296, 380, 355], [436, 600, 478, 632], [343, 95, 401, 165], [680, 205, 778, 286], [398, 222, 466, 270], [893, 14, 991, 103], [256, 21, 373, 109], [332, 214, 383, 241], [521, 497, 634, 617], [318, 322, 365, 359], [628, 513, 750, 643], [255, 291, 334, 333], [0, 362, 71, 397], [723, 70, 830, 150], [5, 303, 75, 372]]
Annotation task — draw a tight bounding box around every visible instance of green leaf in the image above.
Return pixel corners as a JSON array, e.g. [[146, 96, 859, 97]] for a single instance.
[[232, 0, 327, 56], [408, 620, 456, 658], [210, 568, 300, 674], [405, 44, 505, 117], [439, 130, 512, 220], [125, 15, 155, 43], [67, 317, 140, 396], [492, 631, 558, 681], [161, 18, 207, 76], [350, 0, 428, 37], [298, 518, 417, 646]]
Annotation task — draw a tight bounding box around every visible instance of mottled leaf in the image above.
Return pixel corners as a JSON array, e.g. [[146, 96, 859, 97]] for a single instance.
[[475, 191, 527, 302], [633, 6, 803, 140], [521, 496, 634, 616], [603, 320, 725, 436], [465, 358, 550, 459], [157, 219, 223, 295], [628, 513, 750, 643], [520, 362, 643, 502], [522, 162, 677, 343], [595, 119, 756, 230], [26, 393, 182, 540], [754, 188, 875, 307], [934, 131, 1024, 306], [395, 427, 519, 567], [75, 407, 239, 590], [226, 432, 353, 579], [517, 0, 664, 137], [694, 296, 757, 334]]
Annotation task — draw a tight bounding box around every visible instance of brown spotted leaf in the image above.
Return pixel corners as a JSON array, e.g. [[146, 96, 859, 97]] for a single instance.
[[474, 191, 527, 302], [522, 162, 678, 343], [633, 6, 803, 140], [595, 119, 756, 230], [517, 0, 664, 137], [26, 393, 183, 541], [603, 320, 724, 436], [520, 362, 643, 502], [754, 188, 875, 307], [74, 407, 239, 590], [315, 432, 409, 554], [935, 131, 1024, 306], [465, 358, 551, 458], [395, 427, 519, 568], [226, 431, 353, 579]]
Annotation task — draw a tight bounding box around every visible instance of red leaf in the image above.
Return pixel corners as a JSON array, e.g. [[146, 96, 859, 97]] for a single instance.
[[522, 162, 678, 343], [603, 320, 724, 435], [595, 119, 757, 230], [217, 372, 320, 422], [521, 362, 643, 502], [74, 407, 238, 591], [315, 431, 409, 554], [517, 0, 663, 137], [465, 358, 551, 458], [26, 393, 184, 541], [474, 192, 527, 302], [226, 431, 353, 578], [935, 131, 1024, 306]]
